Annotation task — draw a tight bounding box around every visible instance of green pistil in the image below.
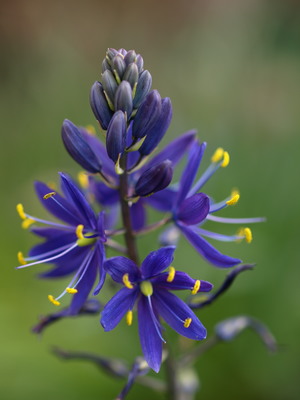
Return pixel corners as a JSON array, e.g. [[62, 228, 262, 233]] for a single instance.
[[76, 236, 97, 247], [140, 281, 153, 296]]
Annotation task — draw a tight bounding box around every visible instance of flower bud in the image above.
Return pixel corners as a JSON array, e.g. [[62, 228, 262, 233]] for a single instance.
[[118, 48, 127, 57], [102, 70, 118, 109], [133, 70, 152, 108], [123, 62, 139, 89], [114, 81, 133, 118], [136, 54, 144, 72], [106, 48, 118, 64], [132, 90, 162, 139], [61, 119, 102, 173], [124, 50, 137, 65], [112, 54, 126, 82], [102, 58, 111, 73], [139, 98, 172, 156], [90, 81, 113, 130], [134, 160, 173, 197], [106, 111, 127, 163]]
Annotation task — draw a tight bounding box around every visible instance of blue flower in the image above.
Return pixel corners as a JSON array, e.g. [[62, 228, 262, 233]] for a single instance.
[[101, 246, 213, 372], [150, 140, 265, 268], [16, 172, 106, 314]]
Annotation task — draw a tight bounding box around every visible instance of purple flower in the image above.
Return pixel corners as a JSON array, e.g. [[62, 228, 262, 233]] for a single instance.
[[149, 141, 265, 268], [101, 246, 213, 372], [16, 172, 106, 314]]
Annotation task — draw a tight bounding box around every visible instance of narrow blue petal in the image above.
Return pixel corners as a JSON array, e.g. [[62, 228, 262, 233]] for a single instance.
[[179, 224, 241, 268], [93, 242, 106, 295], [176, 193, 210, 225], [152, 271, 213, 292], [138, 296, 162, 373], [59, 173, 97, 230], [141, 246, 175, 278], [175, 141, 206, 208], [145, 130, 197, 170], [68, 250, 99, 315], [30, 227, 67, 239], [29, 232, 75, 258], [145, 188, 177, 212], [104, 256, 140, 283], [153, 290, 207, 340], [103, 204, 120, 230], [34, 181, 82, 226], [130, 200, 146, 231], [101, 287, 138, 331]]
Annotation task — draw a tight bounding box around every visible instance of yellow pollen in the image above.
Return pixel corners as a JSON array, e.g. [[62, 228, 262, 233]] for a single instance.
[[43, 192, 56, 199], [66, 287, 78, 294], [22, 218, 35, 229], [122, 273, 134, 289], [78, 171, 89, 189], [243, 227, 253, 243], [221, 151, 230, 167], [191, 280, 201, 295], [226, 194, 240, 206], [211, 147, 224, 163], [48, 295, 60, 306], [85, 125, 96, 135], [231, 189, 240, 198], [17, 251, 26, 265], [126, 310, 133, 326], [16, 203, 26, 220], [184, 318, 192, 328], [76, 224, 84, 240], [167, 266, 176, 282]]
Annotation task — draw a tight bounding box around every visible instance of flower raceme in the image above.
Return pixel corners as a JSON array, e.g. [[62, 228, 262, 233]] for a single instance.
[[16, 172, 106, 314], [101, 246, 213, 372]]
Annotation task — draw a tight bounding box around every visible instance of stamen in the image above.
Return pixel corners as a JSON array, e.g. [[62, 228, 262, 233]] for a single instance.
[[226, 194, 240, 206], [66, 287, 78, 294], [16, 203, 26, 220], [43, 192, 56, 199], [191, 280, 201, 295], [140, 281, 153, 296], [76, 224, 84, 240], [221, 151, 230, 167], [237, 227, 253, 243], [211, 147, 224, 163], [147, 296, 166, 343], [48, 295, 60, 306], [167, 266, 176, 282], [17, 251, 26, 265], [184, 318, 192, 328], [122, 273, 134, 289], [78, 171, 89, 189], [126, 310, 133, 326], [21, 218, 35, 229]]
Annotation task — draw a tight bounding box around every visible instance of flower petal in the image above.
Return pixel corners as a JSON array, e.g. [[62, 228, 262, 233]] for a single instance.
[[104, 256, 140, 283], [145, 188, 177, 212], [141, 246, 175, 278], [152, 271, 213, 292], [130, 200, 146, 231], [154, 290, 206, 340], [138, 296, 162, 373], [179, 224, 241, 268], [101, 287, 138, 331], [176, 193, 210, 225]]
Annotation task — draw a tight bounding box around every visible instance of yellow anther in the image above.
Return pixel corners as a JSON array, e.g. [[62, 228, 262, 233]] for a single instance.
[[17, 251, 26, 265], [211, 147, 224, 163], [231, 188, 240, 198], [43, 192, 56, 199], [66, 287, 78, 294], [191, 280, 201, 295], [167, 266, 176, 282], [226, 194, 240, 206], [122, 273, 134, 289], [183, 318, 192, 328], [85, 125, 96, 135], [126, 310, 133, 326], [48, 295, 60, 306], [140, 281, 153, 296], [76, 224, 84, 240], [16, 203, 26, 220], [22, 218, 35, 229], [78, 171, 89, 189], [221, 151, 230, 167], [243, 227, 252, 243]]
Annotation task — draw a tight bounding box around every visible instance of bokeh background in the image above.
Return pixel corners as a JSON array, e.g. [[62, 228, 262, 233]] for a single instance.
[[1, 0, 299, 399]]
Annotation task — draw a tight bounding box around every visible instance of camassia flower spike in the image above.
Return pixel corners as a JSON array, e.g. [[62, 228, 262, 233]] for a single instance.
[[16, 172, 106, 314], [101, 246, 213, 372]]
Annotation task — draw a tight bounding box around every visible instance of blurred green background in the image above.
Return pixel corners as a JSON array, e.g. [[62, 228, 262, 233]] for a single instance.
[[1, 0, 299, 398]]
